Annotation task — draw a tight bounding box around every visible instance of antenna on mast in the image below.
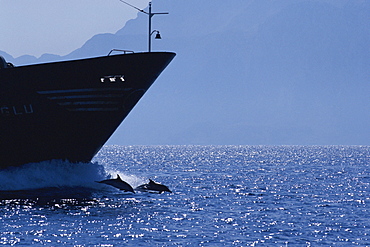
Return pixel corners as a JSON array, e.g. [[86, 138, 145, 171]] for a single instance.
[[119, 0, 146, 13], [118, 0, 168, 52]]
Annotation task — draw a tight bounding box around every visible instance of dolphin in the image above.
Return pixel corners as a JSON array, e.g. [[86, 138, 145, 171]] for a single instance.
[[136, 179, 172, 193], [96, 174, 135, 193]]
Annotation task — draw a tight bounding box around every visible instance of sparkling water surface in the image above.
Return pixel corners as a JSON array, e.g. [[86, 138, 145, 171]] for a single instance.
[[0, 146, 369, 246]]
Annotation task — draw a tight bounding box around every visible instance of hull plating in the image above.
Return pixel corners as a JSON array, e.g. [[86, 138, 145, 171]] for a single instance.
[[0, 52, 175, 168]]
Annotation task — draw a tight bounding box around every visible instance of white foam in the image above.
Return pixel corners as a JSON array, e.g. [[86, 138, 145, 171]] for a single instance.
[[0, 160, 108, 191]]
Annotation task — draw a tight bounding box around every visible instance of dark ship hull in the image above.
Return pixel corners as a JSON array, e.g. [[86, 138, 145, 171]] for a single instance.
[[0, 52, 175, 168]]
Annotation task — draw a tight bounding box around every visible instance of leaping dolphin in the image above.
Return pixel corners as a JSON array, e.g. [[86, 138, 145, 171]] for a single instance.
[[136, 179, 172, 193], [96, 174, 135, 193]]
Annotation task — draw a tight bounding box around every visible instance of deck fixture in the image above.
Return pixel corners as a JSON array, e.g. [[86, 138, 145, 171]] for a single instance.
[[119, 1, 168, 52]]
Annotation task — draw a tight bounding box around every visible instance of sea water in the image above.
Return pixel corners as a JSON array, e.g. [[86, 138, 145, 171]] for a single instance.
[[0, 145, 369, 246]]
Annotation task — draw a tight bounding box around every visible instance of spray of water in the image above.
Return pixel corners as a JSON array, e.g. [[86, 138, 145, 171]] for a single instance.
[[0, 160, 141, 191]]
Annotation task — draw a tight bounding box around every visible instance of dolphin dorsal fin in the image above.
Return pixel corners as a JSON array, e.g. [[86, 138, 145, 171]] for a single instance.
[[149, 179, 156, 184], [117, 174, 121, 180]]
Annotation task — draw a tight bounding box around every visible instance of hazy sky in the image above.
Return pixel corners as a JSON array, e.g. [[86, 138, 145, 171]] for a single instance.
[[0, 0, 150, 57]]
